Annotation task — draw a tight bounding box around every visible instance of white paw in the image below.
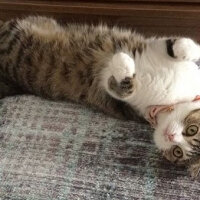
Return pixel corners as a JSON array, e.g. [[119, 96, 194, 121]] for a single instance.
[[109, 52, 135, 83], [173, 38, 200, 61]]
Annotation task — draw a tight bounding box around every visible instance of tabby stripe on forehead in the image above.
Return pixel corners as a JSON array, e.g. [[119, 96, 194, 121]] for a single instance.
[[186, 152, 196, 157], [189, 140, 199, 147], [193, 139, 200, 144], [190, 142, 200, 150], [186, 152, 193, 157], [191, 147, 200, 156], [194, 151, 200, 155], [189, 150, 200, 156]]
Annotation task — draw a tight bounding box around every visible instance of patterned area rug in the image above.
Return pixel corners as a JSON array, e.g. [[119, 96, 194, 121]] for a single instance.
[[0, 95, 200, 200]]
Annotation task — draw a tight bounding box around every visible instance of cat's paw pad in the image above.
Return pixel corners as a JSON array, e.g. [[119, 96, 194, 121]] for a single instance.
[[110, 52, 135, 83], [108, 75, 136, 98], [120, 76, 135, 94], [172, 38, 200, 61]]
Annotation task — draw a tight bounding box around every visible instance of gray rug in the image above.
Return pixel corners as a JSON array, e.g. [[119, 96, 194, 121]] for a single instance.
[[0, 95, 199, 200]]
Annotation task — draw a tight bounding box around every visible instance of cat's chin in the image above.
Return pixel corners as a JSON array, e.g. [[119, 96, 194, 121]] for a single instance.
[[153, 111, 176, 151], [153, 129, 174, 150]]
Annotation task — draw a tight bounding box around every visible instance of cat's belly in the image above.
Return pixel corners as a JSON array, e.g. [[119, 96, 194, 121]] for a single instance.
[[127, 61, 200, 115]]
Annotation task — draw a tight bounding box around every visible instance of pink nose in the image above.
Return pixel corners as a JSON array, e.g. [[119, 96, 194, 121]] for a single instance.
[[167, 134, 175, 142], [164, 128, 175, 142]]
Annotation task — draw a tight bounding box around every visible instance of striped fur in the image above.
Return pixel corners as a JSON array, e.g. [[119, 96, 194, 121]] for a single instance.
[[1, 16, 200, 177], [0, 16, 147, 119]]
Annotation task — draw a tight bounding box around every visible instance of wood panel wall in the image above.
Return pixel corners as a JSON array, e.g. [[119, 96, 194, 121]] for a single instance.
[[0, 0, 200, 41]]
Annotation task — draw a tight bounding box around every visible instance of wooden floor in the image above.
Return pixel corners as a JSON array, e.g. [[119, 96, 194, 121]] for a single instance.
[[0, 0, 200, 40]]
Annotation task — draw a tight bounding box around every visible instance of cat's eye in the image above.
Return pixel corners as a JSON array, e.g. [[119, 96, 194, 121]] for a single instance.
[[185, 125, 199, 136], [173, 146, 183, 158]]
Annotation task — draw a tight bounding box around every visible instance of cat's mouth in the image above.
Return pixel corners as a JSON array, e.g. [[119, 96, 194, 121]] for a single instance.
[[162, 123, 185, 148], [164, 128, 175, 142]]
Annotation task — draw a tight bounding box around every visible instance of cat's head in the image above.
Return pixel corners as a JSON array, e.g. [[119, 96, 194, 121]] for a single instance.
[[154, 101, 200, 164]]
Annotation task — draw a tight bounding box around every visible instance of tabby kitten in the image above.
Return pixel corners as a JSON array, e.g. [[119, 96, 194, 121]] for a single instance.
[[1, 16, 200, 176], [159, 104, 200, 178]]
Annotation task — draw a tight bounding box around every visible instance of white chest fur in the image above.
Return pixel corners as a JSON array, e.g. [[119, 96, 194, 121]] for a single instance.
[[102, 38, 200, 116], [127, 51, 200, 115]]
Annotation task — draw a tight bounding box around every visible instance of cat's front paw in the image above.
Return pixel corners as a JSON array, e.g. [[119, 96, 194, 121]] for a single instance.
[[108, 52, 136, 99], [110, 52, 135, 82], [167, 38, 200, 61]]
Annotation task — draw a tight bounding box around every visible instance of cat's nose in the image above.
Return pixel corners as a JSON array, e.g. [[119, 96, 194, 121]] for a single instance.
[[164, 129, 175, 142], [167, 133, 175, 142]]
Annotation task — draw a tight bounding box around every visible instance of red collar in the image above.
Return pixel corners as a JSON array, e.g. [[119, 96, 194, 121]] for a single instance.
[[145, 95, 200, 128]]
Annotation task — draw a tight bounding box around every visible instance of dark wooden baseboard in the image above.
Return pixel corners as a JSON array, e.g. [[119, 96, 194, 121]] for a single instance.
[[0, 0, 200, 41]]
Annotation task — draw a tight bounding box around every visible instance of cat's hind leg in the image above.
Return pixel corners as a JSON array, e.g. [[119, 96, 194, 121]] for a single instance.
[[149, 37, 200, 62], [101, 52, 136, 101]]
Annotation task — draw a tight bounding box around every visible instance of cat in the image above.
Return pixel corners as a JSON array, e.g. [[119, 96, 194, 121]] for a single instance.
[[1, 16, 200, 176]]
